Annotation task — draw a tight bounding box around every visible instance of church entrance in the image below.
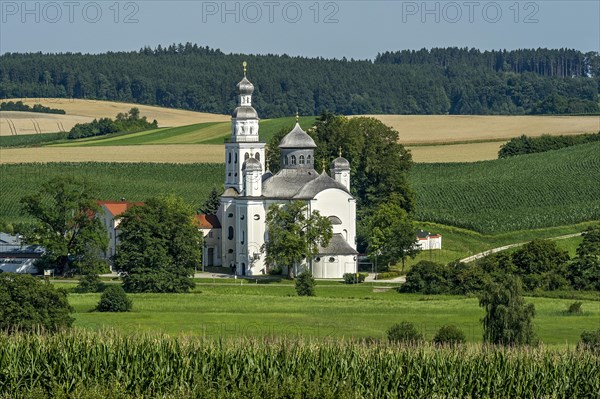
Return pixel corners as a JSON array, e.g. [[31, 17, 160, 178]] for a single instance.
[[207, 248, 214, 267]]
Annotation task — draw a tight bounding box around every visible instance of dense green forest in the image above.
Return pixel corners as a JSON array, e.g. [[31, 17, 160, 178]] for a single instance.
[[1, 45, 598, 117]]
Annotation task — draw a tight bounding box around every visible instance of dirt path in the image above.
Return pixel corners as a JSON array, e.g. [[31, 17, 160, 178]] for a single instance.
[[459, 233, 583, 263]]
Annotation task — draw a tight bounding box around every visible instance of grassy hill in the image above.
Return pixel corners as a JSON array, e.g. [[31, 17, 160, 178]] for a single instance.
[[410, 142, 600, 233], [51, 116, 316, 146]]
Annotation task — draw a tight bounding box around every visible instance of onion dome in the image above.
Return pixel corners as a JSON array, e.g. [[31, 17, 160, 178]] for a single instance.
[[232, 106, 258, 119], [278, 123, 317, 149], [236, 77, 254, 95]]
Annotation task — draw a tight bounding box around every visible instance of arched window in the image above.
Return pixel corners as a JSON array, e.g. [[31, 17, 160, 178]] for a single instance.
[[245, 152, 250, 160], [235, 153, 238, 164], [284, 156, 288, 165], [241, 231, 245, 245], [307, 155, 312, 165], [228, 152, 232, 164], [255, 152, 260, 161], [291, 155, 296, 165], [228, 227, 234, 240], [299, 155, 305, 165]]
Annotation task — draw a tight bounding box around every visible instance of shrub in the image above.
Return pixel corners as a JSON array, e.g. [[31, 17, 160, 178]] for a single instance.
[[0, 273, 73, 333], [401, 261, 449, 294], [433, 325, 466, 346], [76, 274, 105, 293], [578, 328, 600, 354], [295, 271, 315, 297], [387, 321, 423, 343], [96, 285, 132, 312], [567, 301, 583, 314], [343, 272, 367, 284], [377, 271, 401, 280]]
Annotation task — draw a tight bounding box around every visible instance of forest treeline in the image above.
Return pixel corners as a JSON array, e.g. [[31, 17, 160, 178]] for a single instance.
[[1, 44, 598, 118]]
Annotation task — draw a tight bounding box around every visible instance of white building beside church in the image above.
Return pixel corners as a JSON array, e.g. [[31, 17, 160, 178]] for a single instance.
[[217, 64, 358, 278]]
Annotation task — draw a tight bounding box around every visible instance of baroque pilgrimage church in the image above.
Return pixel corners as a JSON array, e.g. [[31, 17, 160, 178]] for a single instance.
[[208, 63, 358, 278], [97, 64, 359, 279]]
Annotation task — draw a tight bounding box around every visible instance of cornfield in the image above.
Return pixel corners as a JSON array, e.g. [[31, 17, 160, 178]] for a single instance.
[[1, 330, 598, 398], [411, 142, 600, 233], [0, 163, 224, 222]]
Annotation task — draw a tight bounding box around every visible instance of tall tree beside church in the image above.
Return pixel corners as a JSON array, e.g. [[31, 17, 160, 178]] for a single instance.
[[311, 112, 415, 213], [262, 201, 333, 277], [201, 187, 221, 215], [365, 198, 420, 271], [20, 176, 107, 276], [115, 195, 202, 293]]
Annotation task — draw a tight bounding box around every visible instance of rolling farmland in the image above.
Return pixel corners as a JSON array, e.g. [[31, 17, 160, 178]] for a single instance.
[[410, 142, 600, 233], [2, 143, 599, 234], [357, 114, 600, 144], [0, 98, 229, 135]]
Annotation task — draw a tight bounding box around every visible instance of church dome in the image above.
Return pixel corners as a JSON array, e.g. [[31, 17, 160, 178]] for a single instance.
[[232, 106, 258, 119], [330, 157, 350, 170], [278, 123, 317, 149], [242, 157, 262, 172], [236, 77, 254, 95]]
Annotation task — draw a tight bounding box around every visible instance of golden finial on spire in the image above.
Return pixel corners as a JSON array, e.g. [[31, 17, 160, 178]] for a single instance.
[[296, 110, 299, 123], [242, 61, 247, 77], [338, 146, 343, 158]]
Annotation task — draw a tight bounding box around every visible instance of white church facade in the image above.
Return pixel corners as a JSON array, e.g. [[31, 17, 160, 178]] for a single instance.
[[216, 64, 358, 278]]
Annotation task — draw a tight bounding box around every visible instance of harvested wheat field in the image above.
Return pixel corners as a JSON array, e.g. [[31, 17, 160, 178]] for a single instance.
[[1, 98, 229, 134], [407, 142, 503, 163], [0, 111, 92, 136], [0, 145, 224, 164], [357, 115, 600, 144]]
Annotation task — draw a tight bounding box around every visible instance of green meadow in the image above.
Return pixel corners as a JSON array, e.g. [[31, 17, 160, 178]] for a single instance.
[[59, 282, 600, 346]]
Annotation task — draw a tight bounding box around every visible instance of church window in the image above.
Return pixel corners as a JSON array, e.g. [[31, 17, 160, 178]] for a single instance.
[[228, 153, 232, 164], [255, 152, 260, 161], [291, 155, 296, 165], [228, 249, 233, 253], [209, 232, 213, 238], [228, 213, 233, 218], [235, 153, 238, 164], [307, 155, 312, 164], [241, 215, 245, 220], [245, 153, 250, 160], [299, 155, 305, 165], [241, 231, 245, 245], [228, 227, 234, 240], [315, 257, 321, 262], [284, 157, 288, 165], [253, 214, 260, 220], [329, 257, 336, 262]]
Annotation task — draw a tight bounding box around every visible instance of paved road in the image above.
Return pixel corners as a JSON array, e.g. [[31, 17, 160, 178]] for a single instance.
[[459, 233, 583, 263]]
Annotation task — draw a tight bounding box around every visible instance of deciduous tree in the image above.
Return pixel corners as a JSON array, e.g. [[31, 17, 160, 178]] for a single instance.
[[115, 195, 202, 293], [263, 201, 332, 277], [20, 176, 107, 276]]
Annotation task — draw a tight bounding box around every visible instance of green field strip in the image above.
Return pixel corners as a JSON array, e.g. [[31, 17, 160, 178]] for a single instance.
[[46, 116, 317, 147]]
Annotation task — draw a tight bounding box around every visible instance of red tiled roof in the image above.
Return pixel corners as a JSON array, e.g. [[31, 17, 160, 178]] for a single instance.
[[97, 201, 144, 217], [195, 214, 221, 229]]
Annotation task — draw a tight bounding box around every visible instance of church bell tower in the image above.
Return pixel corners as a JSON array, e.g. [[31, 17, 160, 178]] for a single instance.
[[224, 62, 265, 193]]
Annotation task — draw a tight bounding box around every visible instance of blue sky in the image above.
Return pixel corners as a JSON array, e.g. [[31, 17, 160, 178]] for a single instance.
[[1, 1, 598, 58]]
